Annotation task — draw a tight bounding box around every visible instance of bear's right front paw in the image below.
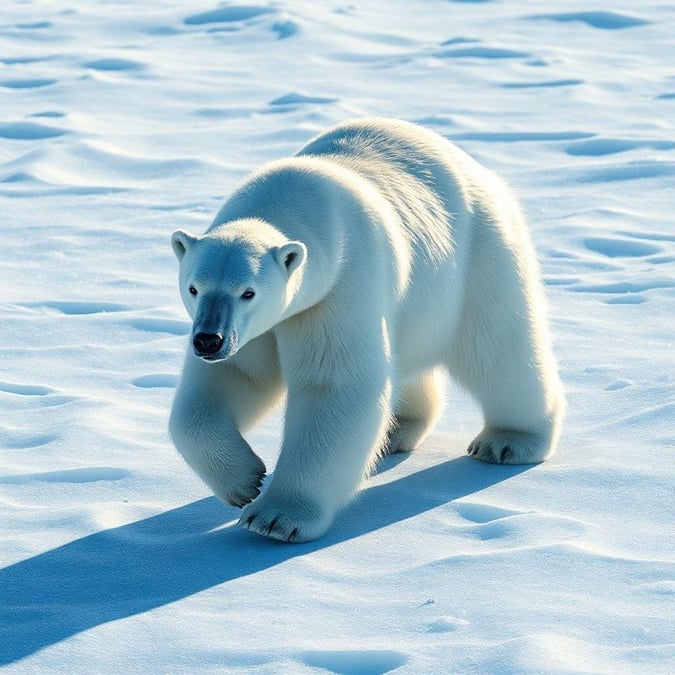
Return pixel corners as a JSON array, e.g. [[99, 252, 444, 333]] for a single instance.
[[222, 466, 266, 508], [211, 455, 267, 508]]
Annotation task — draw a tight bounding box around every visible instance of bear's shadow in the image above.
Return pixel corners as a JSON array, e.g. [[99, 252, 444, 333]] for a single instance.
[[0, 454, 529, 665]]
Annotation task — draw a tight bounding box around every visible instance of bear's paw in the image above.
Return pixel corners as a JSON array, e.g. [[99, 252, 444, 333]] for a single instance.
[[220, 463, 266, 508], [384, 419, 430, 454], [467, 428, 551, 465], [239, 491, 331, 543]]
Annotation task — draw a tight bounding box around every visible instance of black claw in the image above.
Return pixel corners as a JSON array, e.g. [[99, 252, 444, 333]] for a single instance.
[[289, 527, 299, 541], [267, 518, 278, 535], [233, 489, 258, 508], [245, 514, 256, 527], [499, 445, 512, 464]]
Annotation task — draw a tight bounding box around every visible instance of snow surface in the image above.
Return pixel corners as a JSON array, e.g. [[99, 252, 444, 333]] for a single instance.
[[1, 0, 674, 672]]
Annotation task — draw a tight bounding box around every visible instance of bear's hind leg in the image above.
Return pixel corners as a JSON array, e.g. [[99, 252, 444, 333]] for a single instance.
[[467, 428, 553, 464], [453, 326, 563, 465], [386, 369, 444, 453], [460, 364, 563, 466], [449, 251, 564, 465]]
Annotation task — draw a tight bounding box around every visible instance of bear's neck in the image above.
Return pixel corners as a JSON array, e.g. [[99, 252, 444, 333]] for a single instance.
[[281, 233, 342, 320]]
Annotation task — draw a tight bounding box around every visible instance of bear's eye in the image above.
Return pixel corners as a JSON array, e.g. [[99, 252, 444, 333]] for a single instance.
[[241, 289, 255, 300], [188, 285, 198, 296]]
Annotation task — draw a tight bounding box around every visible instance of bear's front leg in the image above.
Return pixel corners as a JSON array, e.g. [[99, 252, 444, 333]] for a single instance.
[[170, 355, 280, 507], [240, 377, 391, 542]]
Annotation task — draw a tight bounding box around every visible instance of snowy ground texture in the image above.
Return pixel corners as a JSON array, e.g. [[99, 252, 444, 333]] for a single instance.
[[1, 0, 674, 672]]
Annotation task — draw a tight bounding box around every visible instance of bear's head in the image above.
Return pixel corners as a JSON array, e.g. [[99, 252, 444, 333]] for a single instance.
[[171, 221, 306, 362]]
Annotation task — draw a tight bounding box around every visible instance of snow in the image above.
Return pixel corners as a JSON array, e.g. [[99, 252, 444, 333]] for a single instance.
[[1, 0, 674, 672]]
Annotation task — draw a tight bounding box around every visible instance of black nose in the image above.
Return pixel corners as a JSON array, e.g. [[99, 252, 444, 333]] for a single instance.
[[193, 332, 224, 356]]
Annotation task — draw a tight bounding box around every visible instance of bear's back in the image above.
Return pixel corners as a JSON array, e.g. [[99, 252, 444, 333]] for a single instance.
[[297, 118, 473, 267]]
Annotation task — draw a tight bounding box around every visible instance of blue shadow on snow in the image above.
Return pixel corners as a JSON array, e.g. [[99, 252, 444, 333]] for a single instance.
[[0, 455, 529, 665]]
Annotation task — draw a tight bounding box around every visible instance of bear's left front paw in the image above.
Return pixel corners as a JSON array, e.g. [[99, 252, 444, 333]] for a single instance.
[[239, 491, 331, 543], [467, 428, 550, 465]]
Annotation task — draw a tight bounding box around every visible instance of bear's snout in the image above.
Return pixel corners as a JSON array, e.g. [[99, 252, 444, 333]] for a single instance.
[[193, 332, 223, 357]]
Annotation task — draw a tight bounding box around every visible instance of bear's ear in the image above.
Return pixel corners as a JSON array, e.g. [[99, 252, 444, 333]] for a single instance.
[[171, 230, 198, 261], [273, 241, 306, 277]]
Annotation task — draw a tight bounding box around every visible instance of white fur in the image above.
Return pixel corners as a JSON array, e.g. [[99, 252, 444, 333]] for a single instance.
[[169, 118, 564, 542]]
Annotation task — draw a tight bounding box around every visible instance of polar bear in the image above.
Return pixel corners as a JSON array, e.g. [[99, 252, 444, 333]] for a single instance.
[[169, 118, 564, 543]]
